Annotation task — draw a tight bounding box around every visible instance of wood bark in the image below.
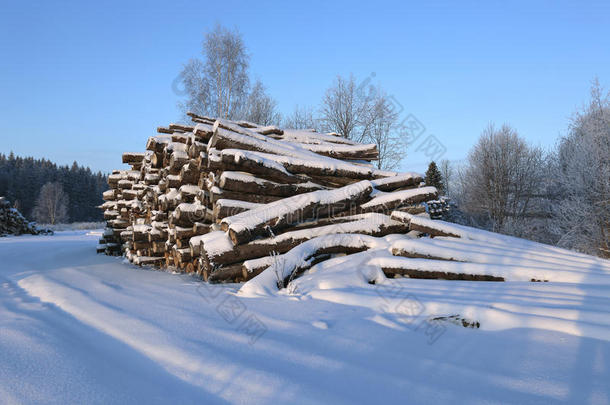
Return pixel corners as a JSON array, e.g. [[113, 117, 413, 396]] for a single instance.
[[203, 214, 406, 270], [219, 171, 324, 197], [221, 182, 373, 245], [360, 187, 438, 213]]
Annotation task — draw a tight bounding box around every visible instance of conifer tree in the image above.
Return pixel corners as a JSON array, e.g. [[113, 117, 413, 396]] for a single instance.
[[425, 161, 444, 194]]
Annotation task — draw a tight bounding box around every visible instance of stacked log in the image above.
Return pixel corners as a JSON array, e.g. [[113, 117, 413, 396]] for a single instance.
[[0, 197, 49, 236], [100, 114, 440, 281], [426, 197, 451, 219]]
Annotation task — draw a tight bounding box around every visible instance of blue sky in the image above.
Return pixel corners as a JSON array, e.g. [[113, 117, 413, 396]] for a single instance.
[[1, 0, 608, 174]]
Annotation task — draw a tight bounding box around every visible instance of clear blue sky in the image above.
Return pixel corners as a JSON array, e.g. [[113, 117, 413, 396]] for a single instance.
[[1, 0, 608, 174]]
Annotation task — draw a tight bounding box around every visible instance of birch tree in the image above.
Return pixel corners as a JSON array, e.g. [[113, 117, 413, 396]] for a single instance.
[[33, 182, 68, 224], [179, 25, 280, 123], [458, 124, 546, 233]]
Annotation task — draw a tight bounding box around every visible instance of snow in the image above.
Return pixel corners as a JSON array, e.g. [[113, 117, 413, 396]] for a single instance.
[[395, 213, 610, 265], [253, 125, 282, 135], [144, 173, 159, 182], [239, 234, 391, 297], [209, 185, 222, 195], [360, 186, 438, 209], [248, 213, 403, 246], [220, 170, 270, 186], [243, 256, 276, 273], [219, 171, 324, 193], [370, 172, 422, 188], [391, 238, 610, 274], [225, 147, 374, 178], [179, 184, 200, 195], [196, 230, 234, 258], [221, 180, 372, 235], [165, 142, 188, 154], [151, 134, 172, 144], [215, 198, 262, 211], [158, 187, 180, 203], [168, 226, 191, 237], [214, 129, 375, 177], [174, 202, 204, 214], [132, 224, 152, 233], [222, 148, 292, 176], [280, 129, 359, 145], [193, 122, 214, 134], [371, 168, 400, 178], [166, 174, 181, 183], [100, 202, 116, 210], [124, 170, 140, 180], [291, 249, 610, 341], [297, 142, 377, 155], [2, 232, 610, 404], [117, 179, 133, 188]]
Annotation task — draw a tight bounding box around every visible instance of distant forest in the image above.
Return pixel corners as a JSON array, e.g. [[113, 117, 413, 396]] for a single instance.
[[0, 153, 108, 222]]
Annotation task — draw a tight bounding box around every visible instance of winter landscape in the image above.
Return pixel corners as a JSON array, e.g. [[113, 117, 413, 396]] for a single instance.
[[2, 2, 610, 404]]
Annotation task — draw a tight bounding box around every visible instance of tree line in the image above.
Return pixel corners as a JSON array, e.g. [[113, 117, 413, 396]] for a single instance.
[[0, 153, 108, 223], [425, 80, 609, 258]]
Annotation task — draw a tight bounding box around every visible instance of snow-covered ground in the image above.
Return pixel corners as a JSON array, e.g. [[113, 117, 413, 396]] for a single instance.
[[1, 231, 610, 404]]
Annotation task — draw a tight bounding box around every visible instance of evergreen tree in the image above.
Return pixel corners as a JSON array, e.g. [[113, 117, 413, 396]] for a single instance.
[[0, 152, 108, 222], [425, 161, 444, 194]]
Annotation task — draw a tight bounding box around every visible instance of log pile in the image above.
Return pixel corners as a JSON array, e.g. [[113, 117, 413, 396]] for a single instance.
[[237, 211, 610, 298], [99, 114, 442, 281], [0, 197, 50, 236], [426, 197, 450, 220]]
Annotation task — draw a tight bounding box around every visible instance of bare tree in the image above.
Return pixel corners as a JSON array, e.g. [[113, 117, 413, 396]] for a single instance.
[[366, 92, 401, 170], [551, 79, 610, 257], [319, 74, 373, 142], [33, 182, 68, 225], [179, 24, 250, 119], [178, 58, 209, 117], [283, 105, 319, 130], [458, 124, 546, 234], [320, 75, 405, 170], [241, 80, 281, 126]]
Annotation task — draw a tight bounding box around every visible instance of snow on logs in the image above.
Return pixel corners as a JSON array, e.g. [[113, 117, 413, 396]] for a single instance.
[[99, 113, 446, 281], [238, 220, 610, 297], [219, 180, 374, 245], [218, 171, 324, 197], [0, 197, 49, 237], [360, 186, 438, 213], [101, 113, 610, 293], [197, 213, 408, 276]]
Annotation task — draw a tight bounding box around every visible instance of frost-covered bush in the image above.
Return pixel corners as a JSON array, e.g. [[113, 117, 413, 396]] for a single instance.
[[550, 80, 610, 258]]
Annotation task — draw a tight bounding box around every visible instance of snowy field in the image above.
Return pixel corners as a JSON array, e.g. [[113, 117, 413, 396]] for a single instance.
[[1, 231, 610, 404]]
